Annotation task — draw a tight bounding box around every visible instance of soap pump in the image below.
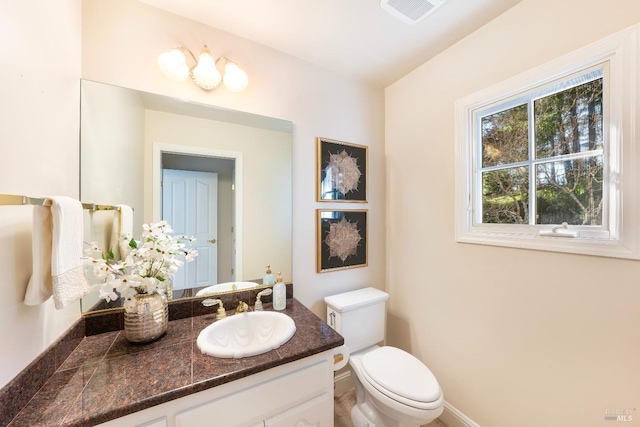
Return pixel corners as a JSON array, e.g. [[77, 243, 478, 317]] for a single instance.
[[263, 265, 275, 286], [273, 272, 286, 311]]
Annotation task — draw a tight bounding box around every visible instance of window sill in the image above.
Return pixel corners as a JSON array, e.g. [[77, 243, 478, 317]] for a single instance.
[[456, 230, 640, 260]]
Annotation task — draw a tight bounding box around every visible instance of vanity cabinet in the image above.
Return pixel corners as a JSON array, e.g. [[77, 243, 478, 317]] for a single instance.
[[95, 351, 334, 427], [264, 394, 328, 427]]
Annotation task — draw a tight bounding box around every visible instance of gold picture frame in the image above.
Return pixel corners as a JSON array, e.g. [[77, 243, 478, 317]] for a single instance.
[[317, 209, 368, 273], [316, 137, 368, 202]]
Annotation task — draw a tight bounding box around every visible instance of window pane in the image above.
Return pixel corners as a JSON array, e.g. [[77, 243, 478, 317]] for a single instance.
[[482, 167, 529, 224], [535, 78, 603, 159], [535, 156, 603, 225], [481, 104, 528, 167]]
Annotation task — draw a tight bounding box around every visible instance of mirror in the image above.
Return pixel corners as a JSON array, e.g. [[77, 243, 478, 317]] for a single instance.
[[80, 80, 292, 312]]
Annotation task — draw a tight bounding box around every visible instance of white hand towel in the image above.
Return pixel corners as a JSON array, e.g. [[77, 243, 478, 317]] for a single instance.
[[24, 206, 53, 305], [117, 204, 134, 259], [50, 197, 90, 309], [24, 196, 90, 309]]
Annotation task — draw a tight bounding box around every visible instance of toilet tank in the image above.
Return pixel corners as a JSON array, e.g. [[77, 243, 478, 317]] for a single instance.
[[324, 287, 389, 353]]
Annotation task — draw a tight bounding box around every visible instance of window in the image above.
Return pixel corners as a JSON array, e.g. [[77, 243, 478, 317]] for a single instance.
[[455, 25, 640, 259], [478, 69, 605, 228]]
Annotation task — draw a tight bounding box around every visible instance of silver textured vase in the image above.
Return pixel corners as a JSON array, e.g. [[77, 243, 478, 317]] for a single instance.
[[164, 278, 173, 301], [123, 292, 168, 343]]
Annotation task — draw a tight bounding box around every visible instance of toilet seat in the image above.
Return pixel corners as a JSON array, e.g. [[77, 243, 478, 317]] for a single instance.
[[360, 346, 442, 410]]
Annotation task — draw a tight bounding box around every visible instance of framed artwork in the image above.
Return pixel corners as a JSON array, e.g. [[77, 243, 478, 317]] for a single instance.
[[317, 137, 367, 202], [317, 209, 368, 273]]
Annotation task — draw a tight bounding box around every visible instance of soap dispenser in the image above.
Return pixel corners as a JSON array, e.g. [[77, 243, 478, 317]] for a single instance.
[[273, 272, 286, 311], [263, 265, 276, 286]]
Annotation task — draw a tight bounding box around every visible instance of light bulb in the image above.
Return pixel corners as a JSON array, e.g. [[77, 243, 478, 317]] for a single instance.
[[191, 47, 222, 90], [223, 62, 249, 92], [157, 49, 189, 82]]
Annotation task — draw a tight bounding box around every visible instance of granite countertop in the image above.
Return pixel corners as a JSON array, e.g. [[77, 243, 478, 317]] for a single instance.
[[7, 299, 344, 427]]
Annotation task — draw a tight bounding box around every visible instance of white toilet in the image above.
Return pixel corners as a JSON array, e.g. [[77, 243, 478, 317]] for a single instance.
[[325, 287, 444, 427]]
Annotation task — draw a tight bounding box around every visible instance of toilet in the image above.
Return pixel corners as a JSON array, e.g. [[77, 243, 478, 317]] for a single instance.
[[325, 287, 444, 427]]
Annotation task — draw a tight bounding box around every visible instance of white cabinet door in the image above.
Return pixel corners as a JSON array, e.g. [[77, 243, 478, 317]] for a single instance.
[[264, 394, 333, 427], [96, 412, 168, 427], [137, 419, 167, 427], [175, 394, 256, 427]]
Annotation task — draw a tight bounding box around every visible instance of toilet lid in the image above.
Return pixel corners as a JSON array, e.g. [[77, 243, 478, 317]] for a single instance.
[[362, 346, 441, 405]]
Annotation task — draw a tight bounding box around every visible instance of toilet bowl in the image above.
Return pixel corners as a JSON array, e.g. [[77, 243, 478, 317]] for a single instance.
[[325, 288, 444, 427], [349, 346, 443, 427]]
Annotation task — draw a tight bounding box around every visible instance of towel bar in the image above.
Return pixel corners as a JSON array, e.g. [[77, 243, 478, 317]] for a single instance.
[[0, 193, 128, 212]]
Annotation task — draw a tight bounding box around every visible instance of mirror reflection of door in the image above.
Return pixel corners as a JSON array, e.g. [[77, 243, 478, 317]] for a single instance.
[[162, 169, 218, 291]]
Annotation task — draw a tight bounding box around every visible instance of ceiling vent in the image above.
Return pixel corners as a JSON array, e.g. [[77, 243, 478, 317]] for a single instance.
[[380, 0, 445, 24]]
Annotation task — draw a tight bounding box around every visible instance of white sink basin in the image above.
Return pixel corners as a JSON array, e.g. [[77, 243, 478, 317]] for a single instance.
[[195, 281, 260, 296], [197, 311, 296, 358]]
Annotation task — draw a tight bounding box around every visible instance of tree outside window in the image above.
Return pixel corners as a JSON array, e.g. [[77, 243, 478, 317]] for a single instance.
[[479, 77, 603, 226]]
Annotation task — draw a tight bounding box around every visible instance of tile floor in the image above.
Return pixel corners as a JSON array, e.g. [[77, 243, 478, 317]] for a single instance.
[[334, 388, 448, 427]]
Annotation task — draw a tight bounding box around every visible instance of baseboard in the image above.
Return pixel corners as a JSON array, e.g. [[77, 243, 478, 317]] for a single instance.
[[333, 371, 481, 427], [439, 401, 482, 427], [334, 370, 353, 397]]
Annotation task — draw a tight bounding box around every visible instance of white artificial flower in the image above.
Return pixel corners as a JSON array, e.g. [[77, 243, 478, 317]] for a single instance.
[[83, 221, 198, 302], [185, 249, 198, 262], [99, 282, 119, 302]]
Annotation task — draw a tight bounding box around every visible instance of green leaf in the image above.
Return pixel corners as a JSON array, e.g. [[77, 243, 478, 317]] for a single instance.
[[107, 249, 115, 259], [128, 238, 137, 249]]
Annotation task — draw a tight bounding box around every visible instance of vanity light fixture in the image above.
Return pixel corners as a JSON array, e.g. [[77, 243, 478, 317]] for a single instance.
[[157, 45, 249, 92]]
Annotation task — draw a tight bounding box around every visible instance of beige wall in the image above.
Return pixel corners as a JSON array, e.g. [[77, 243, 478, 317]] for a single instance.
[[0, 0, 82, 387], [385, 1, 640, 426]]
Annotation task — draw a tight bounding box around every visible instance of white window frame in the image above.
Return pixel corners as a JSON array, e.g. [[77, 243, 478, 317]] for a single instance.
[[455, 25, 640, 259]]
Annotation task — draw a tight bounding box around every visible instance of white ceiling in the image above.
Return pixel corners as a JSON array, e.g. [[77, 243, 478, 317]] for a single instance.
[[138, 0, 523, 87]]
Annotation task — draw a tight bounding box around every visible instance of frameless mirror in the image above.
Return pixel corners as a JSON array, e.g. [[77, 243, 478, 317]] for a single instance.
[[80, 79, 292, 313]]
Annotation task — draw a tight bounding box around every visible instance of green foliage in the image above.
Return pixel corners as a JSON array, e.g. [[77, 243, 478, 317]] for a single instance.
[[480, 78, 603, 225], [481, 104, 528, 167]]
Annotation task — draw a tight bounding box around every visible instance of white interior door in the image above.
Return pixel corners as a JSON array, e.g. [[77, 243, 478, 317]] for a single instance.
[[162, 169, 218, 291]]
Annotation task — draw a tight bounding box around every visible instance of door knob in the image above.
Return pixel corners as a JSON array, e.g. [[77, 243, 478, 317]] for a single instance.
[[208, 238, 217, 244]]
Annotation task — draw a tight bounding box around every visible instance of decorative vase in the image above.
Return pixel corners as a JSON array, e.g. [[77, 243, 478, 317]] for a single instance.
[[164, 278, 173, 301], [123, 292, 168, 343]]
